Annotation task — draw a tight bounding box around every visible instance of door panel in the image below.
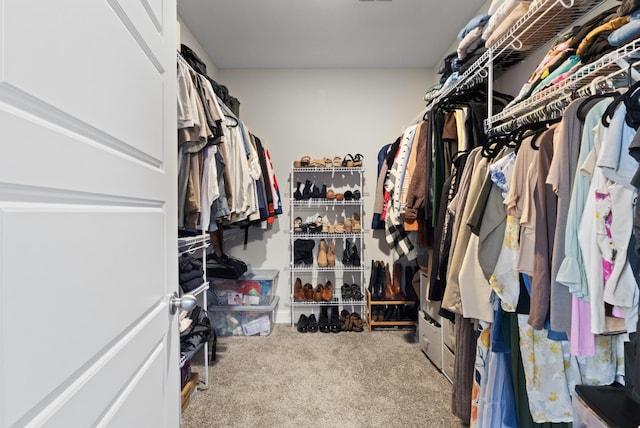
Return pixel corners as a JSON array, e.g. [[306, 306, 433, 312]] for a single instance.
[[2, 0, 164, 161], [0, 0, 178, 426], [141, 0, 164, 32]]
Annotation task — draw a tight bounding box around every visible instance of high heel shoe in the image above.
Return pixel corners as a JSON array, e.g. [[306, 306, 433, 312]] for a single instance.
[[293, 182, 303, 200]]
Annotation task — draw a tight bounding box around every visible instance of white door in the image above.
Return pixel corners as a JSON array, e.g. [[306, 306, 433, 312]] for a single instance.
[[0, 1, 179, 427]]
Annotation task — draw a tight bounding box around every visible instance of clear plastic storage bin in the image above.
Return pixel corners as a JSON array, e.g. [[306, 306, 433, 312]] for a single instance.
[[208, 295, 279, 336]]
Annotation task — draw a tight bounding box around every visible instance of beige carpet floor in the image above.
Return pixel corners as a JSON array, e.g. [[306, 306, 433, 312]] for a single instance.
[[181, 324, 466, 428]]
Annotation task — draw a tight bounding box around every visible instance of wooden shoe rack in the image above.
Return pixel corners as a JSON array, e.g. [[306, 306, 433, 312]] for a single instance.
[[365, 289, 417, 332]]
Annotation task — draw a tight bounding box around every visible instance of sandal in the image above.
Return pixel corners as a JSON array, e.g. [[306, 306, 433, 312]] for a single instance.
[[342, 154, 354, 167], [352, 153, 363, 167], [300, 156, 311, 167], [332, 156, 342, 167], [334, 221, 344, 233], [324, 157, 333, 168], [309, 158, 326, 168], [294, 216, 303, 233]]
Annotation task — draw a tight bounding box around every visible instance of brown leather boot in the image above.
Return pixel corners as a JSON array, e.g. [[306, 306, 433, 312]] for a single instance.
[[317, 239, 328, 267], [327, 241, 336, 267], [392, 261, 404, 299], [384, 262, 394, 300]]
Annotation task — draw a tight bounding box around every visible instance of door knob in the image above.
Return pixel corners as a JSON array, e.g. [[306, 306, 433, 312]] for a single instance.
[[169, 292, 197, 314]]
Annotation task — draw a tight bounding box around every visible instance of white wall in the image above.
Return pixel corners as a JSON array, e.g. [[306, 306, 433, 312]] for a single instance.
[[217, 68, 433, 322], [177, 15, 218, 79]]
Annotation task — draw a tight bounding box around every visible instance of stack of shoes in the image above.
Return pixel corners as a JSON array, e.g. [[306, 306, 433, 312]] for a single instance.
[[206, 252, 247, 279]]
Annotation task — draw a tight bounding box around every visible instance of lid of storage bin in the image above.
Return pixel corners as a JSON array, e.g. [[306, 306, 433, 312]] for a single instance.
[[239, 269, 279, 281], [208, 295, 279, 312]]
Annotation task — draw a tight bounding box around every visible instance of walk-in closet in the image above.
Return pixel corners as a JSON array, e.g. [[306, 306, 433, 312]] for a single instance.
[[3, 0, 640, 426]]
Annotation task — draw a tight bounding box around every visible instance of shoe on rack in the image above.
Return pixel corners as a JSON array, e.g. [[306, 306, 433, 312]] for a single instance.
[[303, 283, 314, 301], [352, 153, 363, 167], [352, 213, 361, 233], [373, 261, 385, 300], [294, 216, 303, 233], [294, 182, 303, 201], [302, 180, 312, 200], [341, 283, 352, 300], [294, 278, 305, 301], [329, 306, 342, 333], [350, 244, 360, 267], [318, 306, 330, 333], [319, 184, 327, 199], [342, 239, 352, 266], [384, 262, 395, 300], [310, 183, 321, 199], [340, 309, 352, 332], [322, 281, 334, 301], [392, 261, 404, 300], [317, 239, 328, 268], [297, 314, 309, 333], [307, 314, 319, 332], [350, 312, 364, 332], [314, 283, 324, 302], [327, 241, 336, 267], [350, 284, 363, 300], [369, 260, 379, 298]]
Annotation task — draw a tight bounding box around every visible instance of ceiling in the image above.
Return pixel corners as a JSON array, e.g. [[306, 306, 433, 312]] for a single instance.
[[177, 0, 487, 69]]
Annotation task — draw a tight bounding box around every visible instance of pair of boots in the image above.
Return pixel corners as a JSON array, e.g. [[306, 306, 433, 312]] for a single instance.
[[293, 180, 326, 200], [294, 239, 315, 265], [317, 239, 336, 267], [368, 260, 403, 300], [342, 239, 360, 267]]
